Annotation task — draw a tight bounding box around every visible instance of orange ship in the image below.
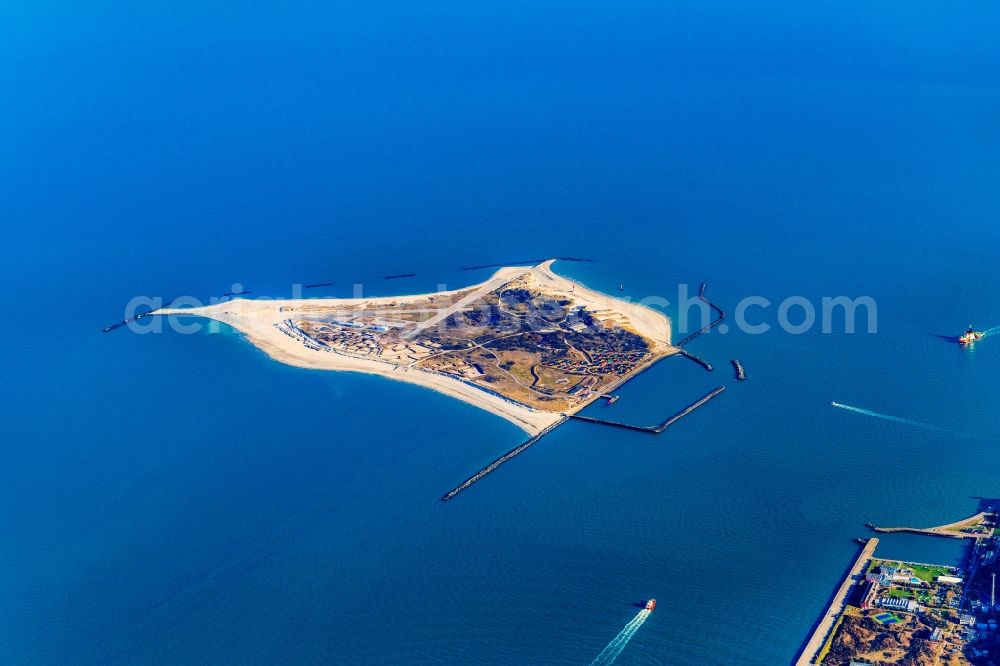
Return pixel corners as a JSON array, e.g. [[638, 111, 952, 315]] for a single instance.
[[645, 599, 656, 610], [959, 326, 985, 345]]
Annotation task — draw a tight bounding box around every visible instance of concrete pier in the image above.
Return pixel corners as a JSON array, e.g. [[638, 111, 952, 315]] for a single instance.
[[871, 511, 992, 539], [795, 538, 879, 666]]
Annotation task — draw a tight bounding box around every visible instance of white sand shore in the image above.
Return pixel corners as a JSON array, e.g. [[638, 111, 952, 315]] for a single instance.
[[154, 260, 672, 435]]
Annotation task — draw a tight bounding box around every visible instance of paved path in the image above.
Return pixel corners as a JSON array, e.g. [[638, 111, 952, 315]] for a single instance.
[[404, 266, 530, 339]]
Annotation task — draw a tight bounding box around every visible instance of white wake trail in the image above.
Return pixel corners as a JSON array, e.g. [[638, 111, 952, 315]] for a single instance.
[[982, 325, 1000, 337], [830, 402, 957, 435], [590, 609, 651, 666]]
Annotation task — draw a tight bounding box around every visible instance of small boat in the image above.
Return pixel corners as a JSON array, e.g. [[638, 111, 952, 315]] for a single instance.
[[959, 325, 985, 345], [645, 599, 656, 611]]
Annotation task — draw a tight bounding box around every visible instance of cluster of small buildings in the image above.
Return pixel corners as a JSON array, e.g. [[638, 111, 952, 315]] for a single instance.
[[859, 562, 964, 614], [565, 375, 599, 400], [587, 350, 648, 375], [275, 319, 327, 352], [287, 319, 386, 358], [429, 357, 484, 379], [542, 350, 645, 377], [382, 340, 437, 364]]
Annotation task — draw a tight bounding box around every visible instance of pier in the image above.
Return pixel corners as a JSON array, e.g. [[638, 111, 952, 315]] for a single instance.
[[440, 419, 566, 501], [731, 359, 746, 380], [869, 511, 993, 539], [568, 386, 726, 434], [600, 394, 620, 405], [795, 538, 879, 666]]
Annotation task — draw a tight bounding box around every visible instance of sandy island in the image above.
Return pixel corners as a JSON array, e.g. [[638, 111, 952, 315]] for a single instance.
[[153, 260, 673, 435]]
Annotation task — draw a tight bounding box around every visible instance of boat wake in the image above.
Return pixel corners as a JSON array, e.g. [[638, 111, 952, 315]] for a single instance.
[[590, 608, 652, 666], [982, 325, 1000, 337], [830, 402, 957, 435]]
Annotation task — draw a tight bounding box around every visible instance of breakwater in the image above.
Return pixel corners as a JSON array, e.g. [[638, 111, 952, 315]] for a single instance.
[[101, 306, 159, 333], [677, 349, 713, 372], [461, 257, 593, 271], [568, 386, 726, 434], [795, 538, 879, 666], [676, 282, 725, 348], [732, 359, 746, 380], [870, 511, 991, 540], [440, 418, 566, 501], [384, 273, 416, 280], [303, 282, 333, 289], [440, 350, 691, 499], [102, 319, 131, 333]]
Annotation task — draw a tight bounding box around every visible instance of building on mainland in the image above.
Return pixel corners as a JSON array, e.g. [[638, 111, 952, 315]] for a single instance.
[[859, 580, 880, 610], [879, 596, 918, 612], [865, 563, 922, 587]]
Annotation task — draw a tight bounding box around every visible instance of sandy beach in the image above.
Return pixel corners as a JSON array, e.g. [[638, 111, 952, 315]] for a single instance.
[[154, 260, 673, 435]]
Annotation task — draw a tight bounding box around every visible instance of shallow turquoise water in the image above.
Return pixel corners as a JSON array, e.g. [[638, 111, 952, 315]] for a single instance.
[[1, 1, 999, 663]]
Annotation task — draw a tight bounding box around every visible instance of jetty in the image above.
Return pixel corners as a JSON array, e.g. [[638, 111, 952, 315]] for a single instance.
[[102, 306, 159, 333], [568, 386, 726, 434], [675, 282, 725, 348], [677, 348, 713, 372], [440, 418, 566, 501], [731, 359, 746, 380], [442, 387, 726, 500], [795, 538, 879, 666], [102, 319, 131, 333], [870, 511, 993, 540]]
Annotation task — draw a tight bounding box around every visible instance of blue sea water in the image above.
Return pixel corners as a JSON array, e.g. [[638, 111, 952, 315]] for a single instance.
[[2, 1, 1000, 663]]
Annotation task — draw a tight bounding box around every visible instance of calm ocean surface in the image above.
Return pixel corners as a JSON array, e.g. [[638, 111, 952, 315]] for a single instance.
[[2, 2, 999, 663]]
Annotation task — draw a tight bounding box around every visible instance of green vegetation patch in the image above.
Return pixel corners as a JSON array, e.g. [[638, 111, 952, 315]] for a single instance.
[[906, 563, 952, 583], [873, 559, 953, 583]]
